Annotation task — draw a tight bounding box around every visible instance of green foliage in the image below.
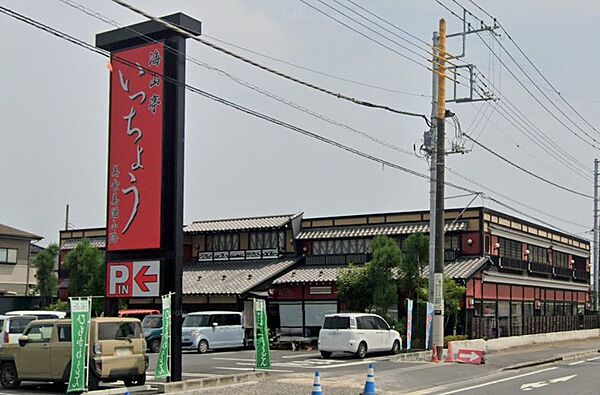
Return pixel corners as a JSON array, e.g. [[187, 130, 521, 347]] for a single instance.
[[47, 300, 69, 312], [33, 243, 59, 306], [63, 240, 105, 298], [443, 335, 468, 346], [399, 234, 429, 301], [444, 276, 466, 333], [337, 236, 404, 317]]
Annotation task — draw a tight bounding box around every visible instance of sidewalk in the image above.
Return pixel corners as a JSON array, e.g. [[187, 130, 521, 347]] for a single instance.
[[163, 337, 600, 394]]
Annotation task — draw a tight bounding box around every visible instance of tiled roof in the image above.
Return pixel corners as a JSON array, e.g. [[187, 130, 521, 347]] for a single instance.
[[183, 258, 299, 295], [297, 221, 467, 240], [422, 256, 490, 280], [61, 237, 106, 250], [0, 223, 42, 240], [184, 213, 302, 234], [272, 265, 344, 284]]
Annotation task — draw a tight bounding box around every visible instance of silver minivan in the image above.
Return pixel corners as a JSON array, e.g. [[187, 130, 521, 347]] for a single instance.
[[181, 311, 244, 353]]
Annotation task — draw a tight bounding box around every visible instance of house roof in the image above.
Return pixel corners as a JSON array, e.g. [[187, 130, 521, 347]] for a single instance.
[[0, 223, 42, 240], [297, 221, 467, 240], [272, 265, 344, 284], [184, 213, 302, 234], [60, 237, 106, 250], [422, 256, 491, 280], [183, 258, 299, 295]]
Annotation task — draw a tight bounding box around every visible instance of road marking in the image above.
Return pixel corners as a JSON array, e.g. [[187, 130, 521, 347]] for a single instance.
[[437, 367, 558, 395], [520, 381, 548, 391], [212, 357, 255, 362], [549, 374, 576, 383], [281, 352, 321, 359], [569, 360, 585, 366], [586, 356, 600, 361], [215, 366, 294, 373]]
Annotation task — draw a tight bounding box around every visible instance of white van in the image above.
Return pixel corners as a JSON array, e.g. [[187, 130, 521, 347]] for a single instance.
[[318, 313, 402, 359], [5, 311, 66, 320], [0, 315, 37, 345], [181, 311, 244, 353]]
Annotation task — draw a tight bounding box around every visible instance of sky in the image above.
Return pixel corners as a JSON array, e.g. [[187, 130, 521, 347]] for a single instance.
[[1, 0, 599, 246]]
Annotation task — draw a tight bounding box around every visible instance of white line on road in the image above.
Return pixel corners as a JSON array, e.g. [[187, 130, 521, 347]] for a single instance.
[[437, 367, 558, 395], [586, 356, 600, 361], [215, 367, 294, 373], [212, 357, 256, 362], [569, 360, 585, 366], [281, 352, 321, 359]]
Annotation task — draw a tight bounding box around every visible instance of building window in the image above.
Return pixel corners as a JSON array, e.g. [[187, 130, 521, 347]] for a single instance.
[[499, 238, 522, 260], [552, 251, 568, 268], [312, 239, 370, 255], [444, 234, 460, 250], [0, 248, 17, 264], [250, 231, 284, 250], [528, 245, 548, 264], [205, 234, 239, 251]]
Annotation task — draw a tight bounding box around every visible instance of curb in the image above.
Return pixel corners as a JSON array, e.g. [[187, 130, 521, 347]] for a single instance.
[[155, 371, 270, 393], [502, 349, 600, 370], [391, 350, 432, 362]]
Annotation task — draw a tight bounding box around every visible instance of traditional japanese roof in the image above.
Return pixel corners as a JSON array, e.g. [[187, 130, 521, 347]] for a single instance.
[[297, 221, 467, 240], [183, 258, 299, 295], [184, 213, 302, 234], [0, 223, 42, 240], [60, 237, 106, 250], [273, 265, 345, 284], [422, 256, 491, 280]]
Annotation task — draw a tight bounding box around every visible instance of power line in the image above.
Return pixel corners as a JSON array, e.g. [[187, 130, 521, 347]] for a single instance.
[[1, 3, 589, 238], [464, 133, 593, 199], [58, 0, 417, 158], [111, 0, 432, 125], [298, 0, 464, 83], [203, 34, 430, 98]]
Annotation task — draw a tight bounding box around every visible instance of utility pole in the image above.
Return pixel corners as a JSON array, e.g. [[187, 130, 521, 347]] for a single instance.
[[594, 159, 599, 311], [427, 32, 439, 340], [433, 18, 447, 358]]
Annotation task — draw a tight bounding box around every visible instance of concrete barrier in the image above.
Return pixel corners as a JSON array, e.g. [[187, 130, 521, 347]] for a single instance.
[[447, 339, 487, 354], [486, 328, 600, 352], [155, 371, 270, 393]]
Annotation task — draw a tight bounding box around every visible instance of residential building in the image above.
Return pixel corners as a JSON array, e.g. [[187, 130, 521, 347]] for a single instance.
[[0, 223, 43, 295]]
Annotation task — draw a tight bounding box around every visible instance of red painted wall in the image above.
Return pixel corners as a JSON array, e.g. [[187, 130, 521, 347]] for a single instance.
[[461, 232, 481, 255], [497, 284, 511, 300]]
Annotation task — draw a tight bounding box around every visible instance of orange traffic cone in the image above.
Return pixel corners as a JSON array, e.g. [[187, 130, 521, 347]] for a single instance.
[[431, 342, 439, 363], [444, 341, 455, 363]]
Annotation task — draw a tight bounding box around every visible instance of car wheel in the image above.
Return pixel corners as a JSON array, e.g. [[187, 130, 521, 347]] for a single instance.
[[320, 351, 332, 359], [124, 374, 146, 387], [150, 339, 161, 353], [88, 371, 100, 391], [0, 362, 20, 389], [198, 340, 209, 354], [391, 340, 401, 355], [356, 342, 367, 359]]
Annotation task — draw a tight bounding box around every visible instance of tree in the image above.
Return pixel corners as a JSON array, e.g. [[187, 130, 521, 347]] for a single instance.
[[399, 233, 429, 301], [33, 243, 59, 307], [444, 276, 466, 334], [337, 236, 404, 318], [63, 240, 105, 297]]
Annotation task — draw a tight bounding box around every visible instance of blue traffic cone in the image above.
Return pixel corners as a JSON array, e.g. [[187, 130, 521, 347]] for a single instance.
[[362, 364, 376, 395], [311, 371, 323, 395]]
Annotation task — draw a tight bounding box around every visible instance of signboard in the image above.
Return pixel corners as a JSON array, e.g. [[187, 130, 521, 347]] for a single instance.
[[67, 297, 92, 393], [434, 273, 444, 313], [456, 349, 484, 364], [106, 260, 160, 298], [107, 42, 165, 252], [406, 299, 413, 350], [155, 294, 171, 379], [425, 302, 434, 349], [254, 299, 271, 370]]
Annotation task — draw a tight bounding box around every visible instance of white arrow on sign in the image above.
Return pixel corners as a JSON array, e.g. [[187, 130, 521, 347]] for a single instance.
[[549, 374, 577, 384], [458, 352, 479, 362]]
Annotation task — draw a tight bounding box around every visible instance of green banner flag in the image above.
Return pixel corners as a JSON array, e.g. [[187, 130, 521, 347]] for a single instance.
[[254, 298, 271, 370], [155, 293, 171, 379], [67, 297, 92, 393]]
